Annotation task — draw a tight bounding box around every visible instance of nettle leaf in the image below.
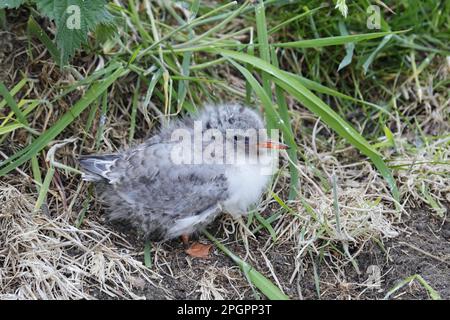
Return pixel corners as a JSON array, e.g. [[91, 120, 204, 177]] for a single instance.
[[0, 0, 27, 9], [35, 0, 114, 65], [95, 22, 117, 43]]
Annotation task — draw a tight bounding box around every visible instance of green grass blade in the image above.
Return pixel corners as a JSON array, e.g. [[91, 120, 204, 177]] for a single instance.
[[129, 0, 153, 44], [227, 59, 296, 147], [0, 123, 25, 135], [271, 192, 294, 213], [273, 31, 403, 48], [420, 185, 445, 217], [174, 1, 248, 49], [27, 15, 62, 66], [217, 49, 399, 202], [127, 45, 142, 67], [54, 63, 121, 101], [30, 153, 42, 191], [337, 21, 354, 71], [0, 9, 5, 29], [271, 47, 299, 199], [362, 34, 393, 74], [254, 212, 277, 242], [95, 91, 109, 151], [128, 79, 140, 144], [176, 1, 199, 111], [76, 197, 91, 228], [0, 78, 27, 111], [82, 99, 98, 144], [138, 1, 239, 57], [255, 0, 272, 100], [0, 64, 128, 176], [0, 82, 28, 125], [144, 240, 153, 269], [286, 73, 393, 117], [384, 274, 442, 300], [34, 164, 55, 212], [245, 43, 255, 105], [275, 79, 399, 202], [203, 230, 289, 300], [268, 6, 323, 34]]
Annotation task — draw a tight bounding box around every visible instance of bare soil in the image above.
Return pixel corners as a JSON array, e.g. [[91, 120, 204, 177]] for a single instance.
[[101, 206, 449, 300]]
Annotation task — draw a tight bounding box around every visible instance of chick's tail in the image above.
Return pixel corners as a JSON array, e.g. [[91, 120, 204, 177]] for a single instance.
[[79, 154, 120, 182]]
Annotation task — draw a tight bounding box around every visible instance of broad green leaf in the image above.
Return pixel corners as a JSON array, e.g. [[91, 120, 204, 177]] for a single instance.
[[95, 22, 118, 43], [35, 0, 114, 64]]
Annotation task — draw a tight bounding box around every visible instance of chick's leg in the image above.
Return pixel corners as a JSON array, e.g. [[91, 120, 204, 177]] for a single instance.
[[180, 234, 212, 258], [181, 234, 189, 246]]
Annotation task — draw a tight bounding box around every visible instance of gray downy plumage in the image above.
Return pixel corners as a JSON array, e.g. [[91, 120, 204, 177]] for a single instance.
[[79, 103, 278, 241]]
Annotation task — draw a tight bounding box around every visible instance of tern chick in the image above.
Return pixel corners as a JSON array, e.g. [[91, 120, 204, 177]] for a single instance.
[[80, 103, 287, 243]]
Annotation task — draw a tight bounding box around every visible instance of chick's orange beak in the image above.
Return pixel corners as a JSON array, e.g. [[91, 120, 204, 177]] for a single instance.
[[257, 140, 290, 150]]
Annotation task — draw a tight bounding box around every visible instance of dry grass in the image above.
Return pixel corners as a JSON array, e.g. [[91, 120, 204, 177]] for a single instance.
[[0, 182, 168, 299]]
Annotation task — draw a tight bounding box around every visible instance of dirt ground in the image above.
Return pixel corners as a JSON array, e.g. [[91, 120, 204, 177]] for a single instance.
[[327, 207, 450, 299], [96, 205, 449, 300]]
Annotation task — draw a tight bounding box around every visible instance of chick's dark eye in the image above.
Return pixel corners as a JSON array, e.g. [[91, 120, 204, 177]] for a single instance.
[[234, 136, 238, 142]]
